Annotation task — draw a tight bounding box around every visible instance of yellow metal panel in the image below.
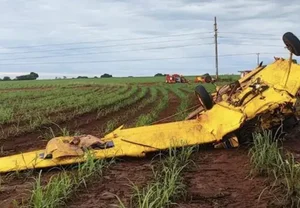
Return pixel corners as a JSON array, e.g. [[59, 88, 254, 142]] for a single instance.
[[0, 105, 244, 173], [242, 87, 296, 119], [254, 59, 300, 96]]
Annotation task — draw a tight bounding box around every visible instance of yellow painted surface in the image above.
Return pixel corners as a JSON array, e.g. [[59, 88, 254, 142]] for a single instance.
[[0, 104, 244, 173]]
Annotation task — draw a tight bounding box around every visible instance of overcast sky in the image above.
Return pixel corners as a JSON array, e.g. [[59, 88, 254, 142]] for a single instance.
[[0, 0, 299, 79]]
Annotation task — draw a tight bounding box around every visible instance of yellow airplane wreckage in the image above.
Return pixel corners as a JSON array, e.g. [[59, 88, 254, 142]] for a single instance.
[[1, 32, 300, 173]]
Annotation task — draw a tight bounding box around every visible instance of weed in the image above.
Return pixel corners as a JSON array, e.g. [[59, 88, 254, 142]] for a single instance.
[[249, 129, 300, 207], [105, 119, 117, 134], [123, 145, 195, 208], [29, 151, 114, 208], [76, 151, 114, 187], [135, 114, 153, 126], [30, 170, 74, 208], [249, 130, 284, 177]]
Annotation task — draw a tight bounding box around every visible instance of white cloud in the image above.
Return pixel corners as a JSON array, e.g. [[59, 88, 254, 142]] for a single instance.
[[0, 0, 299, 79]]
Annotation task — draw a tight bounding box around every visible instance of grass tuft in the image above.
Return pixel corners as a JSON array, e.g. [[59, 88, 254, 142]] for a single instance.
[[29, 151, 114, 208], [121, 145, 195, 208], [249, 130, 284, 177], [30, 171, 73, 208], [249, 129, 300, 207]]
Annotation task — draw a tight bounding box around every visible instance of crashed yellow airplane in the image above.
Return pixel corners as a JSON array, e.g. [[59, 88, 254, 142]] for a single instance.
[[1, 32, 300, 173]]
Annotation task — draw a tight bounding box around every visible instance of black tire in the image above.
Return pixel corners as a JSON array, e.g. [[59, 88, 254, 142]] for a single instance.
[[283, 32, 300, 56], [204, 75, 212, 83], [195, 85, 213, 110]]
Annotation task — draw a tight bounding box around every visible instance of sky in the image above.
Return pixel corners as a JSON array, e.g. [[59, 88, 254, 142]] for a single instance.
[[0, 0, 299, 79]]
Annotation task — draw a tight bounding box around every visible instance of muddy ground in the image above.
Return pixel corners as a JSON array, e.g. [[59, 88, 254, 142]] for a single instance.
[[0, 85, 299, 208]]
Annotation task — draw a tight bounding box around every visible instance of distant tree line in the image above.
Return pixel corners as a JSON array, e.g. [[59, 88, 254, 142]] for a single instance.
[[0, 72, 114, 81], [0, 72, 39, 81], [154, 73, 167, 77], [75, 73, 113, 79]]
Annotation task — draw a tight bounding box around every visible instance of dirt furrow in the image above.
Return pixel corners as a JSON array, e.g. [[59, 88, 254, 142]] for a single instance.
[[65, 158, 154, 208], [74, 86, 147, 137], [0, 170, 56, 208], [154, 89, 181, 124], [175, 148, 274, 208], [124, 88, 163, 128]]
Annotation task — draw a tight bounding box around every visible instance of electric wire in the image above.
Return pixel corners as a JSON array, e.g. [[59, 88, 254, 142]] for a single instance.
[[0, 43, 214, 61], [1, 32, 214, 49], [0, 52, 279, 66], [0, 37, 213, 55]]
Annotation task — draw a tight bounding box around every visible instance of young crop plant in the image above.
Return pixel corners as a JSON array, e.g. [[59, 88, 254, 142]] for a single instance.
[[96, 86, 147, 119], [99, 86, 160, 130], [28, 152, 114, 208], [249, 129, 300, 207], [135, 86, 168, 127], [0, 85, 131, 140], [167, 86, 191, 121], [249, 130, 284, 177], [29, 171, 73, 208], [118, 145, 195, 208]]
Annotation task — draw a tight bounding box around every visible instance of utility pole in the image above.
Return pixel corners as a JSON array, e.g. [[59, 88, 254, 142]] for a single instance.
[[214, 16, 218, 80], [256, 53, 260, 66]]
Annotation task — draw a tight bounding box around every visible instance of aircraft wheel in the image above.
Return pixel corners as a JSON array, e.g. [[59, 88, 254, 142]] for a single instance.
[[204, 75, 212, 83], [283, 32, 300, 56], [195, 85, 213, 110]]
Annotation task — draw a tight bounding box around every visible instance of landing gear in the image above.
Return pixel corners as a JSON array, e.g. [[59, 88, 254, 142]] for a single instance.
[[195, 85, 214, 110], [283, 32, 300, 56]]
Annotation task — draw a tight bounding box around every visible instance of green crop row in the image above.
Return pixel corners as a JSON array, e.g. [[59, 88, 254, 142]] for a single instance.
[[135, 86, 169, 126]]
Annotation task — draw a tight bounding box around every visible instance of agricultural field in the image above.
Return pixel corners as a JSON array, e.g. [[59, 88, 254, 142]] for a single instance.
[[0, 75, 300, 208]]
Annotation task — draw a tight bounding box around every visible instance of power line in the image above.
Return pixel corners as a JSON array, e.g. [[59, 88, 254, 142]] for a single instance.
[[219, 43, 283, 47], [0, 43, 214, 61], [0, 53, 271, 66], [0, 37, 213, 55], [219, 36, 280, 41], [219, 32, 279, 36], [1, 31, 214, 49]]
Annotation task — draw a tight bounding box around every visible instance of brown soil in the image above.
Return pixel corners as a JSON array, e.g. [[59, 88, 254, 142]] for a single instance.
[[175, 148, 276, 208], [0, 170, 56, 208], [280, 125, 300, 161], [65, 157, 154, 208], [154, 90, 181, 124], [0, 176, 35, 208]]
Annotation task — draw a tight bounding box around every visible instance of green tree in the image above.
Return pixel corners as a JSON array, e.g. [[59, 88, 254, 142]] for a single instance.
[[100, 73, 112, 78], [154, 73, 166, 77], [3, 76, 11, 81], [15, 72, 39, 80]]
